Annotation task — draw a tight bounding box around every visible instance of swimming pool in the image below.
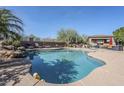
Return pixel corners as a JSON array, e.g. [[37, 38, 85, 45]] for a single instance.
[[26, 49, 104, 84]]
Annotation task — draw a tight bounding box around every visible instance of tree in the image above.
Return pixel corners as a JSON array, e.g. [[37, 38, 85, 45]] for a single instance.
[[57, 28, 88, 45], [81, 34, 88, 44], [113, 27, 124, 45], [29, 34, 41, 41], [57, 29, 67, 42], [57, 29, 79, 44], [66, 29, 78, 44], [22, 34, 41, 41], [0, 8, 23, 41]]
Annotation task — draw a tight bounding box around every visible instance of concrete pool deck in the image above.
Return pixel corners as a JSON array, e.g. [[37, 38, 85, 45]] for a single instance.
[[1, 48, 124, 86], [65, 48, 124, 86], [83, 49, 124, 86]]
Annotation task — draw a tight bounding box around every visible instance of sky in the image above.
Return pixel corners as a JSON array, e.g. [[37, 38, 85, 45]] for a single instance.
[[1, 6, 124, 38]]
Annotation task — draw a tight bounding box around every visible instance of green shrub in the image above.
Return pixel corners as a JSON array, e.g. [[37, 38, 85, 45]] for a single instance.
[[12, 40, 21, 48], [2, 40, 13, 46]]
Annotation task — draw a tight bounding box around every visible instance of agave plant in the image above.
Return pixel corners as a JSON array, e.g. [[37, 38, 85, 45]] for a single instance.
[[0, 8, 23, 41]]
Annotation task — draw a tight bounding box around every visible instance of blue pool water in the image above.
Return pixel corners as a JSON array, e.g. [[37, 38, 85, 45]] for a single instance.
[[26, 49, 104, 84]]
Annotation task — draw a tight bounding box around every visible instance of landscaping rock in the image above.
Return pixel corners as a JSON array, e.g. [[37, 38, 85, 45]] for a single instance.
[[3, 45, 14, 50], [17, 47, 26, 51]]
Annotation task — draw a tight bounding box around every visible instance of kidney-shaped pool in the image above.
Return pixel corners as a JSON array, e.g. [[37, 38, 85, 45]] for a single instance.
[[26, 49, 104, 84]]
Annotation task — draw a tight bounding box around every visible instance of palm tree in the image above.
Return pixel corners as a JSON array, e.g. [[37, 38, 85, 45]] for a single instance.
[[0, 8, 23, 41]]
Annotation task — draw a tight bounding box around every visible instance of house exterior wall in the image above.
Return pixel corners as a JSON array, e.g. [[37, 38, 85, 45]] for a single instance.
[[88, 36, 116, 47]]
